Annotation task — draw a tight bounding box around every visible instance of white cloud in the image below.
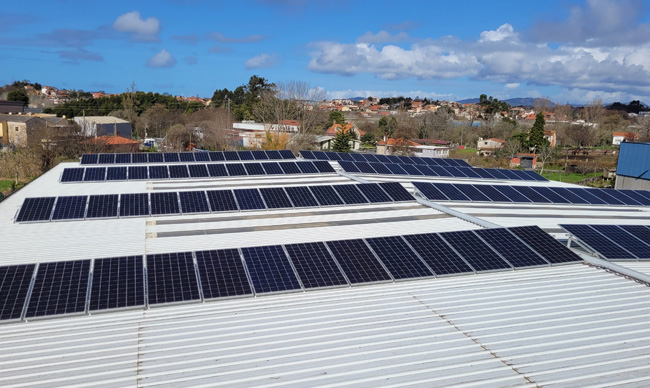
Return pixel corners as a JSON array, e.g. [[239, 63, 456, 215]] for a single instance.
[[327, 89, 454, 100], [245, 53, 277, 69], [357, 31, 411, 44], [505, 83, 520, 89], [479, 23, 517, 42], [113, 11, 160, 41], [146, 49, 176, 68]]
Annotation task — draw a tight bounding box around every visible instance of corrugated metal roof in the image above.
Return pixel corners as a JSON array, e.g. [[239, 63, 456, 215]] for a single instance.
[[616, 142, 650, 180]]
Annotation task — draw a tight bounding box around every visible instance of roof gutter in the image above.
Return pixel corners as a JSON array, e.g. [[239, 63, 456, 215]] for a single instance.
[[580, 254, 650, 285]]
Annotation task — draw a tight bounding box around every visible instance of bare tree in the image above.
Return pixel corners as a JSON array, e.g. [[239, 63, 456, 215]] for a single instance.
[[582, 98, 604, 126], [499, 139, 523, 160], [536, 144, 557, 175]]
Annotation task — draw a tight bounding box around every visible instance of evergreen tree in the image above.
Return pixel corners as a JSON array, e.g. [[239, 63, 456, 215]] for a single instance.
[[328, 111, 345, 126], [332, 128, 352, 152], [529, 112, 550, 151]]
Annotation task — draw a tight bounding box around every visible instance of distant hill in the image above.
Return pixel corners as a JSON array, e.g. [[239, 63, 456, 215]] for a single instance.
[[456, 97, 556, 108]]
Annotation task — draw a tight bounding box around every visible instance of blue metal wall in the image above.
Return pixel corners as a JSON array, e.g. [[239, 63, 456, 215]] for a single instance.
[[617, 142, 650, 180]]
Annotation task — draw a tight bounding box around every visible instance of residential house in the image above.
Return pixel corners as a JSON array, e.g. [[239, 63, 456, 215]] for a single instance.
[[74, 116, 133, 138], [316, 123, 365, 151], [612, 132, 639, 145], [0, 114, 46, 147], [477, 137, 505, 156], [0, 101, 25, 114], [376, 138, 421, 156], [544, 130, 557, 147], [82, 135, 140, 153], [413, 145, 450, 158], [511, 153, 538, 169]]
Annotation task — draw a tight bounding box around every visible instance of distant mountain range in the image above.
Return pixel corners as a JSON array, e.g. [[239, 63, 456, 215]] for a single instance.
[[456, 97, 556, 107]]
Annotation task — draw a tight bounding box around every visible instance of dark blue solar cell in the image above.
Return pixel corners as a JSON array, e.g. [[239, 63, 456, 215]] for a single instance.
[[209, 151, 225, 161], [401, 164, 424, 175], [179, 153, 196, 162], [385, 163, 408, 175], [223, 151, 240, 161], [207, 164, 228, 177], [234, 188, 266, 210], [430, 166, 453, 177], [350, 153, 367, 162], [98, 154, 115, 164], [241, 245, 302, 293], [81, 154, 98, 165], [146, 252, 201, 305], [148, 165, 169, 179], [443, 166, 466, 177], [339, 160, 361, 173], [384, 155, 401, 163], [299, 150, 315, 159], [89, 256, 145, 311], [561, 224, 636, 259], [83, 167, 106, 181], [266, 150, 283, 160], [484, 168, 509, 180], [452, 184, 491, 201], [566, 188, 607, 205], [356, 162, 377, 174], [618, 190, 650, 206], [259, 187, 293, 209], [598, 189, 639, 205], [0, 264, 35, 320], [285, 186, 320, 207], [369, 162, 394, 175], [414, 165, 437, 176], [127, 166, 148, 180], [119, 193, 150, 217], [432, 183, 470, 201], [584, 189, 625, 205], [309, 185, 344, 206], [147, 153, 164, 163], [238, 151, 255, 160], [512, 186, 551, 203], [250, 150, 268, 160], [26, 260, 90, 318], [620, 225, 650, 246], [402, 233, 474, 275], [324, 151, 343, 161], [433, 158, 451, 167], [278, 162, 302, 174], [278, 150, 295, 159], [378, 182, 414, 202], [421, 158, 441, 166], [357, 183, 393, 203], [195, 249, 253, 299], [440, 230, 512, 271], [409, 157, 427, 165], [312, 151, 328, 160], [262, 162, 284, 175], [473, 185, 512, 202], [115, 154, 131, 164], [51, 196, 88, 220], [374, 154, 392, 163], [188, 164, 209, 178], [509, 226, 583, 263], [312, 160, 336, 173], [454, 159, 472, 167], [363, 154, 381, 163], [338, 152, 356, 161], [530, 186, 571, 204], [194, 152, 210, 162], [548, 187, 590, 204], [333, 184, 370, 204], [284, 242, 349, 289], [520, 170, 548, 181], [474, 228, 549, 267], [86, 194, 118, 219], [366, 236, 433, 279], [510, 170, 535, 181], [179, 191, 210, 214], [295, 161, 319, 174], [326, 239, 392, 284], [412, 181, 449, 201], [400, 156, 418, 164], [493, 185, 534, 203], [473, 168, 497, 179], [206, 190, 239, 212], [150, 192, 180, 215], [499, 169, 525, 180], [163, 153, 180, 163], [244, 162, 266, 176], [61, 168, 85, 182], [225, 163, 248, 176], [132, 153, 148, 163], [106, 166, 127, 181], [457, 167, 482, 178], [590, 224, 650, 258], [169, 165, 189, 178]]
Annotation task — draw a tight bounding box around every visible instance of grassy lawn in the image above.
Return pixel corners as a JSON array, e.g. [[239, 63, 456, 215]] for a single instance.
[[451, 148, 477, 156], [540, 171, 601, 184], [0, 180, 14, 192]]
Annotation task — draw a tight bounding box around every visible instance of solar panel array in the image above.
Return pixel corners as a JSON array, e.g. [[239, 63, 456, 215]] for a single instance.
[[339, 160, 547, 181], [15, 182, 416, 223], [301, 150, 471, 167], [81, 150, 295, 165], [62, 160, 334, 183], [561, 224, 650, 260], [0, 225, 582, 323], [413, 182, 650, 206]]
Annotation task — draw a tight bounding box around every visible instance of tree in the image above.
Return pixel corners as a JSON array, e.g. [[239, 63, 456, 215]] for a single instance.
[[536, 144, 557, 176], [529, 112, 550, 151], [7, 90, 29, 105], [499, 139, 523, 160], [332, 128, 353, 152], [328, 111, 345, 126], [360, 133, 375, 145]]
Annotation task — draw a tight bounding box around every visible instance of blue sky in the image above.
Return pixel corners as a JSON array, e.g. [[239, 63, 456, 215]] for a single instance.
[[2, 0, 650, 104]]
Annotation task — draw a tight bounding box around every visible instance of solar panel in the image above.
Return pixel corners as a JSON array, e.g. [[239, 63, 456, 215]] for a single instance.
[[430, 166, 453, 177], [179, 191, 210, 214], [209, 151, 225, 161], [261, 162, 284, 175], [566, 188, 607, 205], [529, 186, 571, 203], [61, 168, 85, 182], [597, 189, 639, 205], [432, 183, 470, 201], [25, 260, 90, 318], [278, 161, 302, 175], [412, 181, 449, 201], [312, 151, 328, 160], [147, 153, 164, 163], [402, 233, 474, 275], [244, 162, 266, 176], [312, 160, 336, 173], [309, 185, 344, 206], [163, 152, 180, 163], [233, 188, 266, 210], [378, 182, 414, 202], [356, 162, 377, 174], [363, 154, 380, 163], [106, 166, 127, 181], [300, 150, 315, 159], [296, 161, 320, 174], [150, 192, 180, 215], [332, 184, 370, 204], [265, 150, 282, 160], [618, 190, 650, 206], [409, 157, 426, 165], [620, 225, 650, 243], [179, 153, 195, 162], [259, 187, 293, 209], [452, 184, 491, 201], [83, 167, 106, 181], [223, 151, 240, 161], [115, 153, 131, 164], [240, 245, 301, 293], [508, 226, 583, 263], [374, 154, 392, 163], [188, 164, 209, 178], [511, 170, 535, 181], [357, 183, 393, 203], [325, 239, 392, 284], [324, 151, 342, 161], [350, 153, 367, 162], [365, 236, 434, 279], [414, 165, 437, 176], [86, 194, 118, 219], [493, 185, 534, 203], [284, 242, 349, 288], [146, 252, 201, 305], [0, 264, 35, 320], [484, 168, 510, 180], [194, 152, 210, 162], [98, 154, 115, 164], [439, 230, 512, 271], [119, 193, 150, 217], [385, 163, 408, 175], [399, 156, 417, 164], [80, 154, 98, 165], [589, 225, 650, 258], [225, 163, 247, 176], [584, 188, 625, 205], [474, 228, 549, 267], [51, 196, 88, 220], [284, 186, 320, 207], [421, 157, 440, 166], [278, 150, 295, 159], [207, 164, 228, 177], [434, 158, 451, 166], [168, 165, 190, 178], [444, 166, 467, 177], [369, 162, 394, 175], [250, 150, 268, 160], [195, 249, 253, 299], [455, 159, 472, 167], [128, 166, 148, 180], [545, 187, 587, 204], [89, 256, 145, 311], [520, 170, 548, 181], [473, 185, 512, 202], [206, 190, 239, 212], [473, 168, 497, 179], [148, 165, 170, 179], [401, 164, 424, 175], [499, 169, 524, 180], [16, 197, 56, 222], [238, 150, 255, 160], [132, 153, 148, 163], [561, 224, 636, 259], [457, 167, 481, 178]]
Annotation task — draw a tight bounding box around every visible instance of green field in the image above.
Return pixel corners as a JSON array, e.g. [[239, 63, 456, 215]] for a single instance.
[[540, 171, 601, 184], [0, 180, 13, 192]]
